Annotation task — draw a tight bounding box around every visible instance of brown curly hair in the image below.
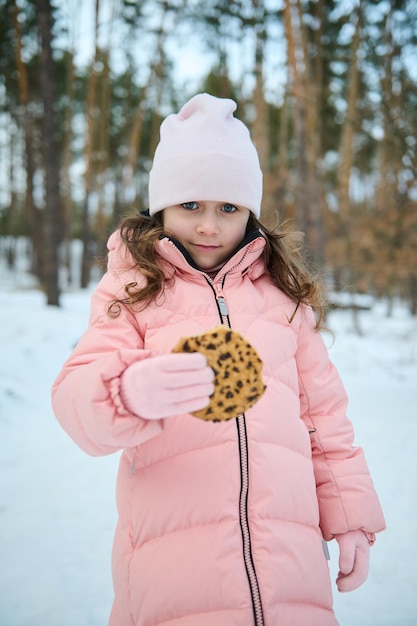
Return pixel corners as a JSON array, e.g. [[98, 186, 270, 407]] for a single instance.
[[108, 211, 327, 328]]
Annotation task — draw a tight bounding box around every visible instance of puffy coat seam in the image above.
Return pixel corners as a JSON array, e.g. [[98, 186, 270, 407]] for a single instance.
[[133, 517, 238, 551], [132, 439, 234, 471], [271, 599, 336, 610], [154, 606, 251, 626], [297, 375, 350, 529], [126, 548, 136, 626], [136, 439, 312, 472], [251, 516, 322, 531], [255, 440, 313, 461]]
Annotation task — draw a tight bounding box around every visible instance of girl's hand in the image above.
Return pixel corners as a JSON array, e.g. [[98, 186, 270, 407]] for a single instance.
[[335, 530, 370, 592], [120, 353, 214, 420]]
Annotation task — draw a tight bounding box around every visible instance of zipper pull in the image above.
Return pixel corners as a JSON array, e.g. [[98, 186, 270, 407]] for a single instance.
[[217, 296, 228, 316]]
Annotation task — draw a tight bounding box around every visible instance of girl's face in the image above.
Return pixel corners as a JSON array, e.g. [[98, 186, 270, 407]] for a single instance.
[[162, 200, 251, 271]]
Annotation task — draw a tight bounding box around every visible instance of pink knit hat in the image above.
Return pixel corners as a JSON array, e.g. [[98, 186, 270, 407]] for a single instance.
[[148, 93, 263, 217]]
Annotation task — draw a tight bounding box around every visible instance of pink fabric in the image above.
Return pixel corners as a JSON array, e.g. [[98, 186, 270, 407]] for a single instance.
[[335, 530, 370, 592], [148, 94, 263, 217], [52, 230, 386, 626], [120, 352, 214, 419]]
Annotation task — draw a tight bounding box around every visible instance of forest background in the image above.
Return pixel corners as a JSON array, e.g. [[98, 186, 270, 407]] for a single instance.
[[0, 0, 416, 313]]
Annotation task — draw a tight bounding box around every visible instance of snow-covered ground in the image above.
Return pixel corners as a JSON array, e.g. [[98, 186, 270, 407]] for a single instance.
[[1, 261, 416, 625]]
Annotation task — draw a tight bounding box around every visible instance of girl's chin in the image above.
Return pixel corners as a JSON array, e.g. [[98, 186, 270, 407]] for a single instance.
[[192, 256, 226, 271]]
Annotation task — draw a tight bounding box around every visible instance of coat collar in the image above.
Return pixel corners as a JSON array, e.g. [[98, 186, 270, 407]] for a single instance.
[[155, 229, 267, 282]]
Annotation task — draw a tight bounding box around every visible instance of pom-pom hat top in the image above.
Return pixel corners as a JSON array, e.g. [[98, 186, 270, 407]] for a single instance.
[[148, 93, 263, 218]]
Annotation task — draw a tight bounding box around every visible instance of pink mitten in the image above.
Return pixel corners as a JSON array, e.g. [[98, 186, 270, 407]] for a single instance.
[[335, 530, 370, 592], [120, 353, 214, 420]]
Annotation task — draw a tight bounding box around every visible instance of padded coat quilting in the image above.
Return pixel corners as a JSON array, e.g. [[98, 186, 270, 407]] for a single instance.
[[52, 230, 386, 626]]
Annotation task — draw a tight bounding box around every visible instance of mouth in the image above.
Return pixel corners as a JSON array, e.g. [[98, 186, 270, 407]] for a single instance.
[[192, 243, 220, 252]]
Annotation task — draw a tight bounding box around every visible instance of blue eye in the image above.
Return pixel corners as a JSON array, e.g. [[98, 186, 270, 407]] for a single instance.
[[182, 202, 198, 210], [221, 203, 238, 213]]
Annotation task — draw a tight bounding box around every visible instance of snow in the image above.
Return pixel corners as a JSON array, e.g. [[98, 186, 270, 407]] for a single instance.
[[1, 270, 417, 625]]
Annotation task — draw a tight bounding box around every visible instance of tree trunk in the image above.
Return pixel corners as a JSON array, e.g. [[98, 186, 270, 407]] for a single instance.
[[61, 47, 75, 286], [80, 0, 100, 288], [284, 0, 309, 233], [305, 0, 326, 263], [36, 0, 62, 306], [95, 48, 112, 247], [283, 0, 324, 260], [336, 6, 362, 332], [13, 1, 44, 279], [410, 275, 417, 317], [275, 93, 290, 223], [251, 0, 279, 228]]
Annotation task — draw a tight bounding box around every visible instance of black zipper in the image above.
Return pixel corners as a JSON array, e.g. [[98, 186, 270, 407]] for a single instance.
[[209, 279, 265, 626], [236, 415, 265, 626]]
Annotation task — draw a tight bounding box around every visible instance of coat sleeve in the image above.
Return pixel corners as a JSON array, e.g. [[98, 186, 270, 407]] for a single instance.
[[296, 306, 386, 541], [51, 234, 164, 456]]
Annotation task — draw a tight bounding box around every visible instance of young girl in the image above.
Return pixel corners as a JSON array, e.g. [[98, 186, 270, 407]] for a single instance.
[[52, 93, 385, 626]]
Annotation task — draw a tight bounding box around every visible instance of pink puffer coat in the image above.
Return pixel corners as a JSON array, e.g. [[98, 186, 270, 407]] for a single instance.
[[52, 229, 385, 626]]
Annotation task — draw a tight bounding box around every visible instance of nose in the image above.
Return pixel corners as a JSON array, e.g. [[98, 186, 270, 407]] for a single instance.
[[196, 212, 220, 236]]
